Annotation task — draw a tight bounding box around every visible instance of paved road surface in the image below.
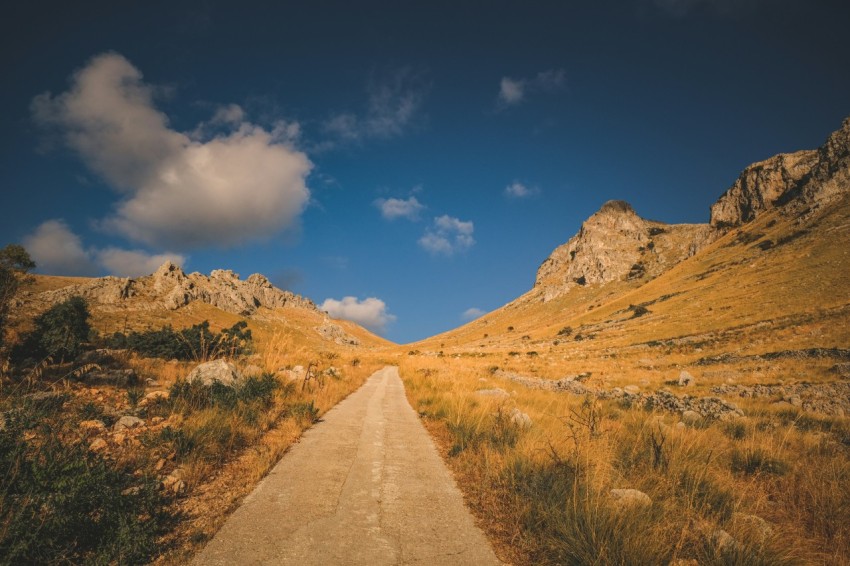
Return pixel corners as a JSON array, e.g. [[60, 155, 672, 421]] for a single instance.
[[192, 366, 501, 565]]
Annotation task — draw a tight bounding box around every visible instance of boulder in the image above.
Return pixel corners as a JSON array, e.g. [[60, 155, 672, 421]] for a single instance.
[[678, 370, 695, 387], [623, 385, 641, 395], [187, 359, 242, 387], [509, 408, 533, 429], [114, 415, 144, 432], [609, 488, 652, 509]]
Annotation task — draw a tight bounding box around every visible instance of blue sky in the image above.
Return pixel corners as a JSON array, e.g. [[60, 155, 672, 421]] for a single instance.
[[2, 0, 849, 343]]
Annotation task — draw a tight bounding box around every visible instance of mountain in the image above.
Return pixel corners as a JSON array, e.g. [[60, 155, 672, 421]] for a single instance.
[[413, 115, 850, 401], [12, 261, 388, 350]]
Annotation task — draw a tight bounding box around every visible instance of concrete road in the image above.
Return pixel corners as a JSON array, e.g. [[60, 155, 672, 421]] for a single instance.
[[192, 366, 502, 565]]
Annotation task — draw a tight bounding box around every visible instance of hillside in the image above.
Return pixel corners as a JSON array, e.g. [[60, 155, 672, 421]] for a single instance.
[[11, 261, 390, 353], [412, 116, 850, 398]]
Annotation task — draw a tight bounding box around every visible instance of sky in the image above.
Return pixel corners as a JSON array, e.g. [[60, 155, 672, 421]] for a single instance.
[[1, 0, 849, 344]]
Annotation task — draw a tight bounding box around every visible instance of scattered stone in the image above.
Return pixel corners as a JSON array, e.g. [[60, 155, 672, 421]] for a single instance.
[[114, 415, 144, 432], [154, 458, 166, 472], [509, 408, 532, 428], [121, 486, 141, 496], [711, 528, 738, 553], [187, 359, 242, 387], [623, 385, 641, 395], [324, 366, 341, 378], [172, 479, 187, 495], [89, 438, 108, 451], [786, 395, 803, 407], [141, 390, 169, 406], [113, 433, 127, 445], [609, 488, 652, 509], [678, 370, 695, 387]]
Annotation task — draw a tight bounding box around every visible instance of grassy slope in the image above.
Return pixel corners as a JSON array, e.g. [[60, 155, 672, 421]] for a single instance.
[[397, 194, 850, 565]]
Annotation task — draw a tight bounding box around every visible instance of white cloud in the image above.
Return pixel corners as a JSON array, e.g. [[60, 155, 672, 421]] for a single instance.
[[319, 296, 396, 334], [504, 182, 539, 199], [497, 69, 566, 108], [32, 52, 312, 250], [323, 69, 426, 144], [499, 78, 525, 105], [96, 248, 186, 277], [23, 219, 184, 277], [374, 196, 425, 220], [462, 307, 486, 321], [418, 215, 475, 256], [23, 219, 99, 276]]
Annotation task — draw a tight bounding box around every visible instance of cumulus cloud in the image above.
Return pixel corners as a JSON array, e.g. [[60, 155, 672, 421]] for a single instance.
[[32, 52, 312, 250], [374, 196, 425, 221], [497, 69, 567, 108], [504, 182, 539, 199], [23, 219, 99, 276], [462, 307, 486, 321], [418, 215, 475, 256], [323, 69, 427, 144], [499, 78, 525, 105], [319, 296, 396, 334], [23, 219, 184, 277]]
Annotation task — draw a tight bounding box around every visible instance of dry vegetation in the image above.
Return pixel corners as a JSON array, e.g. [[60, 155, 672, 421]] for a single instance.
[[394, 195, 850, 564], [1, 293, 391, 564]]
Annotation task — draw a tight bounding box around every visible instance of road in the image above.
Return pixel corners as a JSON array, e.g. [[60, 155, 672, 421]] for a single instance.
[[192, 366, 502, 565]]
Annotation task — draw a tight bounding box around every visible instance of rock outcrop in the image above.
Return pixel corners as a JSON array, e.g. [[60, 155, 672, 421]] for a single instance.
[[711, 116, 850, 228], [535, 116, 850, 301], [534, 200, 711, 301], [35, 261, 316, 316]]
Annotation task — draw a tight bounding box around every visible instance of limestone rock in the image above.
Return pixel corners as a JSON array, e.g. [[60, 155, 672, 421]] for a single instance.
[[34, 260, 317, 318], [710, 150, 818, 228], [534, 200, 711, 301], [186, 359, 242, 387], [315, 322, 360, 346], [609, 488, 652, 509], [113, 415, 145, 432], [509, 408, 533, 428], [678, 370, 695, 387]]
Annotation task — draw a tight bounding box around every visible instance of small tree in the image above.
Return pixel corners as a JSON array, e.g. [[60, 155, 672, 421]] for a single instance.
[[12, 296, 91, 366], [0, 244, 36, 351]]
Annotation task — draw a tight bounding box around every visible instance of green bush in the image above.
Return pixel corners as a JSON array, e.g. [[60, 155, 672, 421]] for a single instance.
[[107, 320, 253, 361], [0, 397, 172, 564], [11, 296, 91, 365], [0, 244, 35, 352]]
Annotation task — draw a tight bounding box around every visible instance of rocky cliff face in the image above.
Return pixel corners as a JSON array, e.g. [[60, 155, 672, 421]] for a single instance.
[[710, 116, 850, 228], [535, 201, 711, 301], [36, 261, 317, 316], [536, 116, 850, 301]]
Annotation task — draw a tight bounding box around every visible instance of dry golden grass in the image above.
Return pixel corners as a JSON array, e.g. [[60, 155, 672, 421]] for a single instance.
[[399, 355, 850, 565]]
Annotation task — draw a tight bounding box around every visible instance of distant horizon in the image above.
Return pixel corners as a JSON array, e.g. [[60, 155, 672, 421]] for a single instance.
[[2, 0, 849, 343]]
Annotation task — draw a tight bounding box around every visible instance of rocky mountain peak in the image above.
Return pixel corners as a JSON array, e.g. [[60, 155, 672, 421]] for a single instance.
[[34, 262, 317, 317], [534, 201, 710, 301], [710, 115, 850, 229]]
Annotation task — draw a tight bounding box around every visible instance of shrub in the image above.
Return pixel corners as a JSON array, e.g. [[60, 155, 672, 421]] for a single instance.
[[0, 244, 35, 352], [290, 400, 319, 425], [107, 320, 253, 361], [731, 448, 788, 476], [11, 296, 91, 365], [558, 326, 573, 336], [0, 397, 172, 564]]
